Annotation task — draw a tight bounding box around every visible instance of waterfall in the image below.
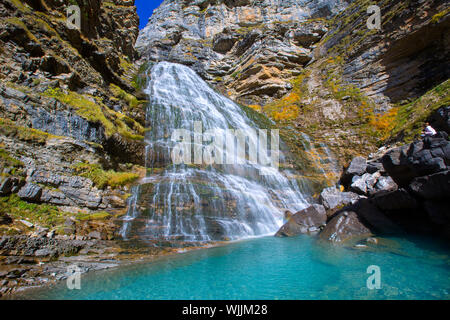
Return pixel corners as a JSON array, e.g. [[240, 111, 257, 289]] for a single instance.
[[120, 62, 315, 243]]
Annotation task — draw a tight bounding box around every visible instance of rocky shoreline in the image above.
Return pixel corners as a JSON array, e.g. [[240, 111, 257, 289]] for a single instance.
[[276, 118, 450, 245]]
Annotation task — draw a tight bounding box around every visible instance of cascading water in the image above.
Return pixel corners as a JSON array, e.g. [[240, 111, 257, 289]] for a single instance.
[[121, 62, 316, 243]]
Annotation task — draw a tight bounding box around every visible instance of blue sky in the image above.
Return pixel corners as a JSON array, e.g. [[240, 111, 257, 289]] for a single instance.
[[135, 0, 165, 29]]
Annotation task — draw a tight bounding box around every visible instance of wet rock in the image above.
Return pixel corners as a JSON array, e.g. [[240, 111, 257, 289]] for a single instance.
[[105, 195, 126, 208], [17, 183, 42, 202], [319, 211, 372, 243], [275, 205, 326, 237], [319, 186, 360, 211]]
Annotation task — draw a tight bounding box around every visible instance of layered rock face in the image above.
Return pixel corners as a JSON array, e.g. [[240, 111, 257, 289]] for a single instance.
[[0, 1, 147, 233], [136, 0, 449, 166], [136, 0, 349, 105]]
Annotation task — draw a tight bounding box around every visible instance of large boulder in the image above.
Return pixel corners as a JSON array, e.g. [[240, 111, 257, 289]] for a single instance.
[[352, 199, 402, 235], [409, 170, 450, 200], [350, 172, 378, 195], [429, 106, 450, 134], [319, 187, 360, 211], [341, 156, 367, 184], [424, 200, 450, 226], [275, 205, 326, 237], [319, 211, 372, 243], [372, 189, 418, 211], [17, 183, 42, 202], [382, 137, 450, 187]]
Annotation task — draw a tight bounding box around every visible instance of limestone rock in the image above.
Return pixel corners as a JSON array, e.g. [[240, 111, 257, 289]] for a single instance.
[[319, 211, 372, 243], [17, 183, 42, 202], [0, 177, 13, 196], [319, 187, 360, 211], [275, 205, 326, 237], [342, 156, 367, 185]]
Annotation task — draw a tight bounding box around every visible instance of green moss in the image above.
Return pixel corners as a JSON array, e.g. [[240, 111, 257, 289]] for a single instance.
[[73, 162, 139, 189], [43, 88, 144, 140], [0, 117, 59, 144], [0, 194, 71, 229], [0, 147, 24, 177], [110, 84, 147, 110], [431, 8, 450, 24], [76, 211, 111, 221]]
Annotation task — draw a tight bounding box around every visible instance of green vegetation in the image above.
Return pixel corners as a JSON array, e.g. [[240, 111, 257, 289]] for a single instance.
[[76, 211, 111, 221], [0, 117, 59, 144], [388, 80, 450, 142], [73, 162, 139, 189], [132, 62, 150, 91], [110, 83, 146, 109], [0, 148, 23, 168], [0, 194, 71, 229], [431, 8, 450, 24], [43, 88, 144, 140]]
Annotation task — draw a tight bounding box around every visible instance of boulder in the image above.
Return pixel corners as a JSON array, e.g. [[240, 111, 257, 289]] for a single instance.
[[424, 200, 450, 225], [373, 176, 398, 194], [366, 161, 384, 174], [275, 205, 326, 237], [319, 186, 360, 211], [382, 137, 449, 187], [372, 189, 418, 211], [319, 211, 372, 243], [17, 183, 42, 202], [353, 199, 402, 235], [409, 170, 450, 200], [0, 177, 13, 196], [341, 156, 367, 184], [430, 106, 450, 134], [350, 172, 380, 195]]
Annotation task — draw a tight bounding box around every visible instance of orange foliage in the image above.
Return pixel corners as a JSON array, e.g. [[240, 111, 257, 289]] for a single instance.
[[272, 105, 299, 121], [248, 104, 262, 112], [369, 108, 398, 138]]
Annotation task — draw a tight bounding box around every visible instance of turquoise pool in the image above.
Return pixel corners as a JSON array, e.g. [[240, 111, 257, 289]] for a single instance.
[[19, 235, 450, 300]]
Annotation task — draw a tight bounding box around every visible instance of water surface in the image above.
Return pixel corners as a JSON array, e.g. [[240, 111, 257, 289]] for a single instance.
[[21, 235, 450, 300]]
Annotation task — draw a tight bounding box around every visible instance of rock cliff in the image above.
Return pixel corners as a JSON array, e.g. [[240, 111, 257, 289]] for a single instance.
[[137, 0, 449, 165], [0, 0, 147, 241]]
